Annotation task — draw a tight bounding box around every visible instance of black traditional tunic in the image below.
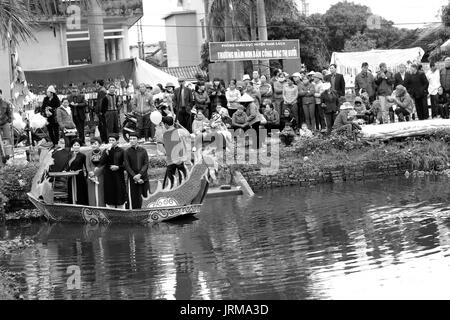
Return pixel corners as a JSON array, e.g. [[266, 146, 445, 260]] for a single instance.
[[100, 146, 127, 206], [67, 152, 89, 206], [124, 146, 150, 209]]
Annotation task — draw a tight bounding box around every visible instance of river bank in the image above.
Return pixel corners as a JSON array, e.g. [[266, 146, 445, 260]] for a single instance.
[[2, 129, 450, 219]]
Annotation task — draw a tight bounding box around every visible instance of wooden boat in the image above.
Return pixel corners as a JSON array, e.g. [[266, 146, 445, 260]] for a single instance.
[[27, 149, 210, 225]]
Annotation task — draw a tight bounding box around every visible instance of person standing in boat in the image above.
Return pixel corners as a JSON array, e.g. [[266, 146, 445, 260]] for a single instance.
[[162, 116, 188, 189], [67, 139, 89, 206], [86, 137, 105, 207], [99, 133, 127, 209], [124, 133, 150, 209]]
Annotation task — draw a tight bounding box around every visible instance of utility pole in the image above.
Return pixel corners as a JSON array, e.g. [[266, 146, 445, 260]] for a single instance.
[[256, 0, 269, 77], [137, 19, 145, 60]]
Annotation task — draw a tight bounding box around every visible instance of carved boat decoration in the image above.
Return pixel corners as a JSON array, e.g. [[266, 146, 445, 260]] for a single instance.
[[27, 150, 211, 225]]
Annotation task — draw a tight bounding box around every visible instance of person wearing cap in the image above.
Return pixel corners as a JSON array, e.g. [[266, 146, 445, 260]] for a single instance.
[[312, 72, 326, 132], [404, 64, 429, 120], [101, 84, 121, 138], [320, 82, 339, 134], [324, 64, 346, 99], [163, 82, 176, 116], [375, 62, 395, 124], [307, 71, 316, 82], [242, 74, 251, 84], [333, 102, 357, 135], [173, 77, 194, 132], [388, 85, 414, 122], [239, 93, 263, 149], [298, 76, 316, 130], [131, 83, 155, 142], [355, 62, 376, 102], [39, 85, 61, 146], [124, 132, 150, 209], [67, 86, 87, 145], [99, 133, 127, 209]]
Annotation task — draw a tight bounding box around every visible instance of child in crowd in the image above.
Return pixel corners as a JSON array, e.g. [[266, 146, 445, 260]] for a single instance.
[[299, 123, 313, 138], [280, 108, 297, 132], [192, 110, 210, 136], [216, 104, 232, 128]]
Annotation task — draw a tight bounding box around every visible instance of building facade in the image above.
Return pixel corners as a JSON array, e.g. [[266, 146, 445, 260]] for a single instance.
[[163, 0, 207, 67], [0, 0, 143, 99]]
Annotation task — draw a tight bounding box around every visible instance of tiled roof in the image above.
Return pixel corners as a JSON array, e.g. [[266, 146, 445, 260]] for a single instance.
[[159, 65, 207, 82]]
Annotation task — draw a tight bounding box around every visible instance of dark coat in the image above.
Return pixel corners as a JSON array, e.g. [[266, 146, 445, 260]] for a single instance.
[[375, 71, 395, 96], [320, 90, 339, 113], [67, 152, 89, 206], [39, 95, 61, 124], [173, 86, 194, 113], [100, 146, 127, 206], [440, 68, 450, 93], [324, 73, 346, 97], [124, 146, 149, 182], [67, 94, 87, 121], [405, 72, 429, 99], [394, 72, 410, 88]]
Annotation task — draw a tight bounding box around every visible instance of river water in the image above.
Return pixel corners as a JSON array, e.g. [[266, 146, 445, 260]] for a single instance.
[[2, 175, 450, 300]]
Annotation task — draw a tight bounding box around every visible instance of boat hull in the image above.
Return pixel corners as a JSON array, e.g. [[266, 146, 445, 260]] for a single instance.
[[27, 193, 202, 225]]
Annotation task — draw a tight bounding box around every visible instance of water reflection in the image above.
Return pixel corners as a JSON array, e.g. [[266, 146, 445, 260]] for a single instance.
[[3, 176, 450, 299]]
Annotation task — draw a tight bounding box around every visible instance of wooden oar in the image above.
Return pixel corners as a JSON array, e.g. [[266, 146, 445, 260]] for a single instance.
[[127, 174, 133, 209]]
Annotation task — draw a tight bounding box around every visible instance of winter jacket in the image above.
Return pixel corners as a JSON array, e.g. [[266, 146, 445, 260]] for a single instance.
[[375, 71, 395, 96], [405, 72, 429, 99], [132, 91, 154, 116], [355, 71, 376, 98], [320, 90, 339, 113], [298, 82, 316, 105], [40, 95, 61, 124], [56, 106, 76, 131]]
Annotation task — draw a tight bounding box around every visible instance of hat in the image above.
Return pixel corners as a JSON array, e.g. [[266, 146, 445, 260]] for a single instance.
[[242, 74, 251, 81], [307, 71, 316, 76], [108, 133, 120, 140], [313, 72, 323, 80], [239, 93, 254, 103], [354, 97, 363, 104], [166, 82, 175, 88], [292, 72, 302, 78], [178, 77, 186, 82], [47, 85, 56, 94], [340, 102, 353, 110]]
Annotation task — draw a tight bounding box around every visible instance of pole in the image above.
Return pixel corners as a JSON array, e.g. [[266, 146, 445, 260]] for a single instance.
[[127, 174, 133, 209]]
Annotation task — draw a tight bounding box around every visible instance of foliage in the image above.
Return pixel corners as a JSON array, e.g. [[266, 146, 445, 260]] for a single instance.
[[268, 16, 329, 71], [0, 163, 39, 201], [344, 32, 377, 52], [0, 0, 36, 47], [322, 1, 371, 52]]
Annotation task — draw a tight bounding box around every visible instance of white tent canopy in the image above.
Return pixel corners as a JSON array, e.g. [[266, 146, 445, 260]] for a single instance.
[[134, 58, 179, 87], [330, 47, 425, 78]]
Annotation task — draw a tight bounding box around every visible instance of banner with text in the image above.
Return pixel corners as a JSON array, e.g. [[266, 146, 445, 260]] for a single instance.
[[209, 40, 300, 62]]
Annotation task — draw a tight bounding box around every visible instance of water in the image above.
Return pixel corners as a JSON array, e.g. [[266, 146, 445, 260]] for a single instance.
[[2, 175, 450, 300]]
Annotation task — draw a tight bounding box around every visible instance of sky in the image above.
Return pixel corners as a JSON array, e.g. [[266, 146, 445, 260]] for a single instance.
[[128, 0, 448, 46]]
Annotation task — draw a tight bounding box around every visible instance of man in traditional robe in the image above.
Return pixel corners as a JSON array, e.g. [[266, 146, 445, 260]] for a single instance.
[[124, 133, 150, 209], [100, 133, 127, 209]]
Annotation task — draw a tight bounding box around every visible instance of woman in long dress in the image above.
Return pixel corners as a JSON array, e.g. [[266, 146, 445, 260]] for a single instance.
[[67, 139, 89, 206], [85, 137, 105, 207]]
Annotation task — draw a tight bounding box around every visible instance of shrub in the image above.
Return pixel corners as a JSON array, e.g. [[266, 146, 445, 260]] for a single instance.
[[0, 163, 39, 202]]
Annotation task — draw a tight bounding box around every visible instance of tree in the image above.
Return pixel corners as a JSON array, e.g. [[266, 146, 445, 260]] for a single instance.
[[0, 0, 36, 47], [344, 32, 376, 52], [268, 15, 329, 71], [323, 1, 371, 52]]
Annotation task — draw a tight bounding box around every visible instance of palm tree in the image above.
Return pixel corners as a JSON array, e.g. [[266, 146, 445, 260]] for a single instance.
[[0, 0, 36, 47]]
